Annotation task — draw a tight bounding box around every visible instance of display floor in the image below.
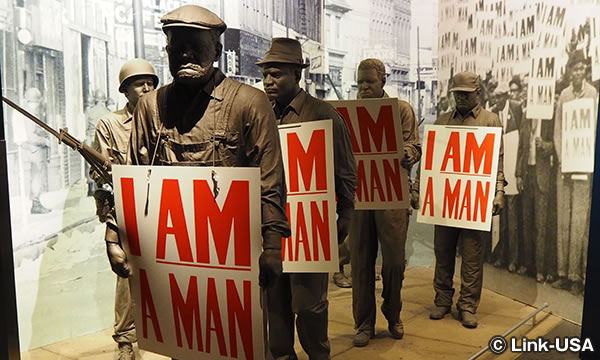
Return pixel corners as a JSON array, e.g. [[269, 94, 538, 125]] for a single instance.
[[20, 266, 579, 360]]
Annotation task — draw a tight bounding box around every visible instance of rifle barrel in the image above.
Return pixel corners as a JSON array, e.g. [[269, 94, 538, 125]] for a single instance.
[[2, 96, 61, 138]]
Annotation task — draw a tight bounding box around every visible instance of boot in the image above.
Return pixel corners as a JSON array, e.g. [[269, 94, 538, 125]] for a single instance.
[[333, 271, 352, 288], [31, 199, 51, 214], [117, 342, 135, 360]]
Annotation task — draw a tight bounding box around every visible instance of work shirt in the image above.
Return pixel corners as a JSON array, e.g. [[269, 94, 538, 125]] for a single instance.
[[414, 103, 506, 193], [128, 69, 291, 248], [275, 89, 357, 216], [90, 105, 132, 186]]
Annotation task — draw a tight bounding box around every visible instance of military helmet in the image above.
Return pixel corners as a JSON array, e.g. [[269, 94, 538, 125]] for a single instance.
[[118, 59, 159, 93], [24, 87, 42, 102]]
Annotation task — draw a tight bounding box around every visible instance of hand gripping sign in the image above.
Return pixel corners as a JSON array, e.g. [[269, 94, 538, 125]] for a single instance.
[[328, 98, 410, 210], [278, 120, 339, 273], [417, 125, 502, 231], [112, 165, 263, 360]]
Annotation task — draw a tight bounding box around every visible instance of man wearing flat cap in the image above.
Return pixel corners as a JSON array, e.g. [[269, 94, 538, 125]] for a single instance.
[[257, 37, 357, 360], [414, 71, 506, 328], [104, 3, 291, 328], [552, 50, 598, 294]]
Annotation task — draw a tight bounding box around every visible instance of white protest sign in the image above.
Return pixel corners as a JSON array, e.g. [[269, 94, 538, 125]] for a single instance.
[[278, 120, 338, 273], [513, 6, 536, 75], [535, 1, 568, 50], [561, 98, 597, 173], [591, 15, 600, 81], [328, 98, 410, 210], [527, 48, 557, 119], [113, 165, 264, 360], [417, 125, 502, 231]]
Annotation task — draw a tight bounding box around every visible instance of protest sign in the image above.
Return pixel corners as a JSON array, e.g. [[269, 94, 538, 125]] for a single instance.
[[591, 16, 600, 81], [417, 125, 502, 231], [527, 48, 557, 119], [113, 166, 263, 360], [513, 6, 536, 74], [278, 120, 338, 273], [328, 98, 410, 210], [535, 1, 568, 50], [561, 98, 597, 173]]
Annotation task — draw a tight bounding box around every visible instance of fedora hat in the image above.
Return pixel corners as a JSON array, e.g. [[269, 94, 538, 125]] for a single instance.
[[256, 38, 309, 68]]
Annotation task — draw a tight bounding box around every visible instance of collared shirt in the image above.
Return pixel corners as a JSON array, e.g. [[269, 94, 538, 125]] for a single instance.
[[129, 69, 291, 246], [90, 105, 133, 186], [275, 89, 357, 215], [414, 103, 506, 192]]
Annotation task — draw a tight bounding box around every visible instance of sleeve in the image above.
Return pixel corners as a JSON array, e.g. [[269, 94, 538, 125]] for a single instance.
[[553, 95, 564, 165], [128, 94, 155, 166], [491, 114, 507, 193], [244, 89, 291, 249], [398, 100, 422, 167], [515, 107, 528, 178], [90, 118, 112, 186], [330, 111, 357, 220]]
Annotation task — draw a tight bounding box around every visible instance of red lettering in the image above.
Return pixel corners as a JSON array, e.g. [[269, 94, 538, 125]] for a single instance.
[[282, 202, 293, 261], [370, 160, 385, 201], [195, 180, 251, 266], [294, 202, 311, 261], [464, 133, 495, 175], [120, 177, 141, 256], [227, 280, 253, 360], [206, 278, 227, 356], [421, 177, 435, 217], [287, 130, 327, 192], [383, 158, 404, 201], [169, 274, 203, 351], [424, 130, 436, 171], [441, 132, 461, 172], [139, 269, 163, 342], [310, 200, 330, 261], [156, 179, 193, 261], [356, 105, 398, 153], [357, 105, 397, 152], [474, 181, 491, 222], [443, 178, 462, 219], [336, 107, 361, 152], [355, 160, 369, 202], [459, 180, 472, 221]]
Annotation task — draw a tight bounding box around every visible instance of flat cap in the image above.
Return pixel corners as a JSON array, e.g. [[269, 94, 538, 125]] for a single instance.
[[449, 72, 480, 92], [161, 5, 227, 34]]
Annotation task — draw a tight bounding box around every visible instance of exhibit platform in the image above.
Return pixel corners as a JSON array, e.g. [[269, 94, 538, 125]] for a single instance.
[[21, 266, 579, 360]]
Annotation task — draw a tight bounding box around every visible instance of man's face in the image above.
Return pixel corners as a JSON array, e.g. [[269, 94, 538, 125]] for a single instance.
[[124, 75, 156, 108], [454, 89, 480, 113], [571, 62, 586, 87], [509, 84, 520, 100], [357, 68, 384, 99], [166, 28, 218, 85], [261, 64, 299, 104]]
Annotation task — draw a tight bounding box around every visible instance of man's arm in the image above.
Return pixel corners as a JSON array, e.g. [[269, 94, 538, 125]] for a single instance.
[[243, 89, 292, 245], [491, 113, 506, 214], [398, 100, 422, 169], [330, 111, 357, 243]]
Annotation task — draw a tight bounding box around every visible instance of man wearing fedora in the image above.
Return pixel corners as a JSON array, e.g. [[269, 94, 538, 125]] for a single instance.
[[257, 37, 357, 360], [414, 71, 506, 328], [350, 58, 420, 347], [104, 3, 291, 335], [91, 58, 158, 360]]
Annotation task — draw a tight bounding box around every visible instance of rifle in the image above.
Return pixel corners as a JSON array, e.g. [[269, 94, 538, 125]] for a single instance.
[[2, 96, 113, 186]]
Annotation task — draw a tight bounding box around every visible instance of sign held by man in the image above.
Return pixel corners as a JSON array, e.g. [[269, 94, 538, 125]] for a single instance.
[[278, 120, 339, 273], [113, 165, 264, 360], [417, 125, 502, 231], [328, 98, 410, 210]]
